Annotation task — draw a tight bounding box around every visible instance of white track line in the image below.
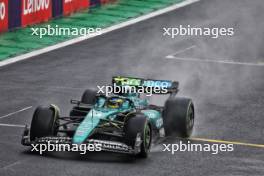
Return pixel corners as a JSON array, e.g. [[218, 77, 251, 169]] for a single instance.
[[0, 106, 32, 119], [191, 137, 264, 149], [165, 56, 264, 66], [166, 45, 196, 58], [0, 0, 200, 67], [1, 161, 22, 170], [0, 123, 25, 128]]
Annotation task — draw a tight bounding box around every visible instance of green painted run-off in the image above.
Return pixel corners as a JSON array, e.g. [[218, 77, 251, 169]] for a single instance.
[[0, 0, 184, 61]]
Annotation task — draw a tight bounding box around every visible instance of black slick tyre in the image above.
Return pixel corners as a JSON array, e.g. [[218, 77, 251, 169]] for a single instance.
[[124, 115, 152, 158], [30, 106, 59, 141], [163, 97, 194, 138]]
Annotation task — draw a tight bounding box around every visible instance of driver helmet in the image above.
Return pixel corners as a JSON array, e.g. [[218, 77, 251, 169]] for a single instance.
[[107, 97, 124, 109]]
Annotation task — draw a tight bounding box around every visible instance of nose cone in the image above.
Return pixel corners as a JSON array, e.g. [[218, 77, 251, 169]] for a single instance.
[[72, 110, 101, 144]]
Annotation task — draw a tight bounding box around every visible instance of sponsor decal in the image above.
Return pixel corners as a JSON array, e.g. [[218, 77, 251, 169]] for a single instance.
[[22, 0, 52, 26], [143, 80, 172, 88], [23, 0, 50, 15], [63, 0, 89, 15], [91, 140, 130, 151], [0, 0, 8, 32], [113, 77, 173, 88], [114, 77, 142, 87], [0, 2, 5, 20]]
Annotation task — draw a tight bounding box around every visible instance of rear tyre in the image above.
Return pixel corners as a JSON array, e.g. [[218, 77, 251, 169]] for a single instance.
[[30, 106, 59, 141], [163, 97, 194, 137], [124, 115, 152, 158]]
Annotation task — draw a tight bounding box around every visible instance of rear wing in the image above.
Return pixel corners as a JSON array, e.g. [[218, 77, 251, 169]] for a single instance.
[[112, 76, 179, 94]]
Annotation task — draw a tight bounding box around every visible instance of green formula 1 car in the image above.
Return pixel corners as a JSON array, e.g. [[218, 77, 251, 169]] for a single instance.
[[22, 76, 195, 158]]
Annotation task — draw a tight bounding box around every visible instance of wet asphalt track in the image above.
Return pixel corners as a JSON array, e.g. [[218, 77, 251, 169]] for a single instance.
[[0, 0, 264, 175]]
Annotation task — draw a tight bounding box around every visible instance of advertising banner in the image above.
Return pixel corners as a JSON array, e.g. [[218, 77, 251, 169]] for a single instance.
[[90, 0, 100, 7], [63, 0, 89, 15], [101, 0, 111, 5], [21, 0, 52, 27], [52, 0, 63, 18], [0, 0, 8, 32]]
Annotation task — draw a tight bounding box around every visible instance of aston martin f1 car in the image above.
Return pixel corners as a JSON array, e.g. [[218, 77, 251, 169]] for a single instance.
[[22, 76, 195, 158]]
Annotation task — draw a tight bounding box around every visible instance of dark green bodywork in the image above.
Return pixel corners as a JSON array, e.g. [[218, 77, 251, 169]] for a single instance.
[[73, 95, 163, 144]]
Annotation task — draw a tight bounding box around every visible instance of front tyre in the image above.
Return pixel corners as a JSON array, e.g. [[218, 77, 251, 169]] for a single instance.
[[163, 97, 194, 138], [69, 89, 97, 117], [30, 105, 60, 141], [124, 115, 152, 158], [81, 89, 97, 104]]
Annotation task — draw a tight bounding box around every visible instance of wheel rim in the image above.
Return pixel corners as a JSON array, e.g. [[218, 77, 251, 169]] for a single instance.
[[144, 124, 151, 149], [187, 106, 194, 131]]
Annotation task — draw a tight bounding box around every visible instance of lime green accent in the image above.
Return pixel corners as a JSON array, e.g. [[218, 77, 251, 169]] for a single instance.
[[144, 122, 151, 148], [0, 0, 184, 61]]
